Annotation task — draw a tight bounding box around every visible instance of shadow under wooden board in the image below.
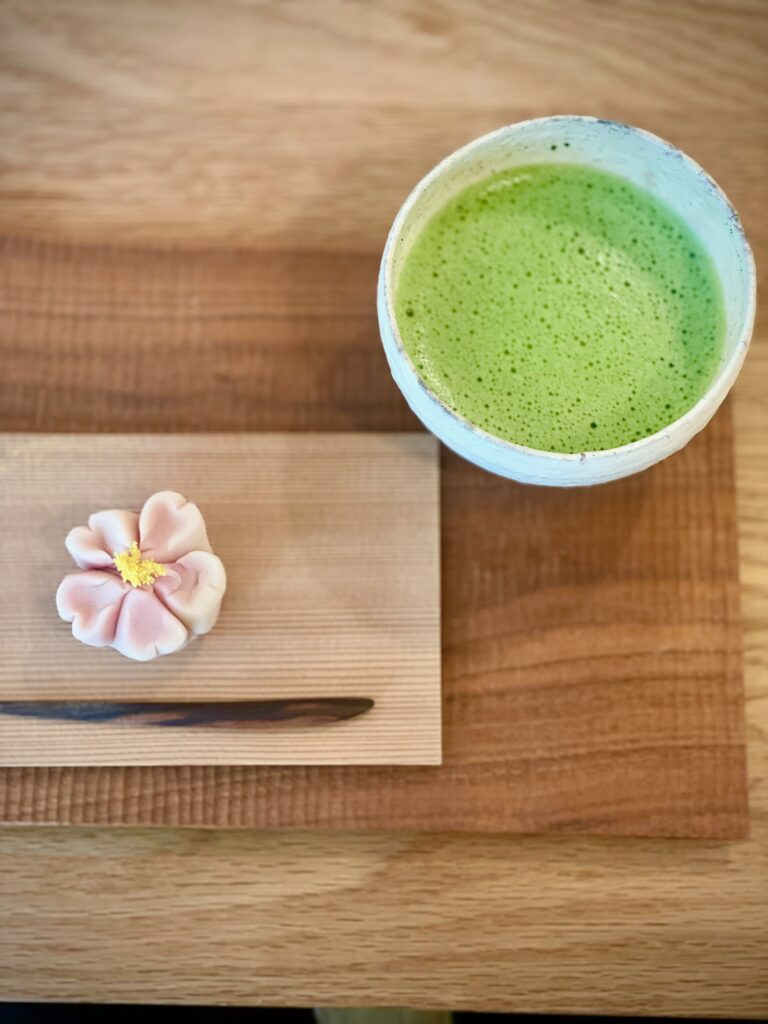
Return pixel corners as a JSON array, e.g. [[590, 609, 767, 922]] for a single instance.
[[0, 242, 748, 837], [0, 434, 442, 766]]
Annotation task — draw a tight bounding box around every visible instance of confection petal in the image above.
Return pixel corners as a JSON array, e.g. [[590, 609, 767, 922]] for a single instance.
[[56, 570, 130, 647], [64, 526, 115, 570], [88, 508, 140, 557], [66, 510, 141, 569], [138, 491, 213, 563], [153, 550, 227, 636], [112, 587, 189, 662]]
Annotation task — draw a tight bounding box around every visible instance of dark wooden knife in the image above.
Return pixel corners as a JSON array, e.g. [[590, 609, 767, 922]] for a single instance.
[[0, 697, 374, 729]]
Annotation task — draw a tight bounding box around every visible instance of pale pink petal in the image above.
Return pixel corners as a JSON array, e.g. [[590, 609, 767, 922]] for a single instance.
[[112, 588, 188, 662], [65, 526, 115, 570], [154, 551, 227, 636], [56, 570, 130, 647], [138, 491, 212, 563], [88, 509, 140, 556], [65, 509, 140, 569]]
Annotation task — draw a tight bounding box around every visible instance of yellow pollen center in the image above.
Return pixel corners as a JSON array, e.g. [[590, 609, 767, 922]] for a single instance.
[[112, 542, 167, 588]]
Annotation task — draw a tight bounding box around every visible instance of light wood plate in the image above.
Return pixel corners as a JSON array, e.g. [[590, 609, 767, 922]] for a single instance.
[[0, 433, 442, 766]]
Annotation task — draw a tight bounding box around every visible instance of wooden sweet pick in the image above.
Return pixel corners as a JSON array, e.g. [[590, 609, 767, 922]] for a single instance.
[[0, 698, 374, 730]]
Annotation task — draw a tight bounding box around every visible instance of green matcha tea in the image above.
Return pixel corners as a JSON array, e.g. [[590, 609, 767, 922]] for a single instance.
[[395, 163, 725, 452]]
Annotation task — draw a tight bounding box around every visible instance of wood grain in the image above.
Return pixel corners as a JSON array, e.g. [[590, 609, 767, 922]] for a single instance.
[[0, 434, 441, 765], [0, 0, 766, 1015], [0, 0, 764, 251], [0, 255, 748, 832]]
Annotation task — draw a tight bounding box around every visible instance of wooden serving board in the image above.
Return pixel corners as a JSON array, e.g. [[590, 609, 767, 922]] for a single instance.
[[0, 241, 748, 836], [0, 434, 442, 766]]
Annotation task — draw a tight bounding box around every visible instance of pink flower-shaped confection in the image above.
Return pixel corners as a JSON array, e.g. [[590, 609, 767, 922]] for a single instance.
[[56, 491, 227, 662]]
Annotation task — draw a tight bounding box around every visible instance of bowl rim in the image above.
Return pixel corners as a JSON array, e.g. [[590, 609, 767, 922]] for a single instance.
[[379, 114, 756, 464]]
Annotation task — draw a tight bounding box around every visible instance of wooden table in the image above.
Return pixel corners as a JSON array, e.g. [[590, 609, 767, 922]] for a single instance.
[[1, 1, 766, 1016]]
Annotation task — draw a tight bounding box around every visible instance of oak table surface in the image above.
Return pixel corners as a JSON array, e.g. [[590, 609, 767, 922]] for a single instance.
[[1, 0, 767, 1017]]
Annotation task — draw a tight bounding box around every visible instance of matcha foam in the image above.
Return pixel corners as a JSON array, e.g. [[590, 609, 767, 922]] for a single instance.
[[394, 162, 725, 453]]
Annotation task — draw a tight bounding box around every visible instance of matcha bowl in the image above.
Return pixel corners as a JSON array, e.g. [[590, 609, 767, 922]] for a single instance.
[[377, 116, 755, 486]]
